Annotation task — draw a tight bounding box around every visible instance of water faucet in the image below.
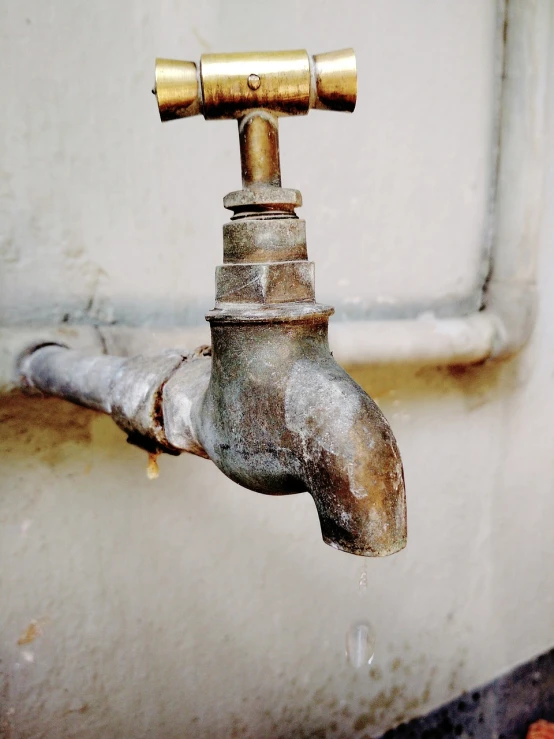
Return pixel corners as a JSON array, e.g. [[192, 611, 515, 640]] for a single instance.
[[19, 49, 406, 557]]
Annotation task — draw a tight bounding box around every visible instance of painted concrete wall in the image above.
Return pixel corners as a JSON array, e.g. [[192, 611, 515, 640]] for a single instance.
[[1, 1, 553, 738]]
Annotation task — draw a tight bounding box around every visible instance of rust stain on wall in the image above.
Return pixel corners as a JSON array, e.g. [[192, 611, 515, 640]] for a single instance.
[[17, 620, 43, 646], [0, 392, 107, 465]]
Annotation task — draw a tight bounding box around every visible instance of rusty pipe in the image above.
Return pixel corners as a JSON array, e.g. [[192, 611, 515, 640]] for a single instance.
[[19, 344, 211, 457], [19, 344, 125, 414], [19, 320, 406, 557]]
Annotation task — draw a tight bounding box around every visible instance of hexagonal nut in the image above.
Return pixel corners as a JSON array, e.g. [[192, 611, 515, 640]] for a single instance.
[[215, 261, 315, 305]]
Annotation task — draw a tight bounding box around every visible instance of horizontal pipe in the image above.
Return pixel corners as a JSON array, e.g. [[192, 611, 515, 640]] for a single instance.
[[17, 342, 211, 456], [20, 344, 126, 412], [328, 312, 500, 366]]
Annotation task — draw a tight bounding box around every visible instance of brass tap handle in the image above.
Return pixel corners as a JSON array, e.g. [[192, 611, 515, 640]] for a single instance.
[[154, 49, 357, 122], [154, 49, 356, 189]]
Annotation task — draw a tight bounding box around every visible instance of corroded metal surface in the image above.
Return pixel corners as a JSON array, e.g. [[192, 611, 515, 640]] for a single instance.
[[19, 344, 126, 414], [223, 187, 302, 212], [215, 262, 315, 305], [194, 314, 406, 556], [20, 345, 211, 457], [223, 219, 307, 264]]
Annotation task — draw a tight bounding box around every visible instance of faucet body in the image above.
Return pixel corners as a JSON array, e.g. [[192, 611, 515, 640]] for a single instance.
[[18, 47, 407, 557], [194, 314, 405, 555]]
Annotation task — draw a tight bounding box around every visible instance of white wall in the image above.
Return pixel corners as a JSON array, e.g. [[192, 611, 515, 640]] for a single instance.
[[1, 1, 554, 738]]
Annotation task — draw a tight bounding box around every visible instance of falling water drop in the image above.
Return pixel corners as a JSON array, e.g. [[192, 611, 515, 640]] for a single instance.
[[345, 621, 376, 669], [358, 562, 368, 592], [146, 453, 160, 480]]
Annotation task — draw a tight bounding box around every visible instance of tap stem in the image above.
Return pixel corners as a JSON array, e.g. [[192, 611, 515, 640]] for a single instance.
[[238, 111, 281, 188]]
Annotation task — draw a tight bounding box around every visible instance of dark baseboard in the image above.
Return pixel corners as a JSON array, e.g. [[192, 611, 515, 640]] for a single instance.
[[378, 647, 554, 739]]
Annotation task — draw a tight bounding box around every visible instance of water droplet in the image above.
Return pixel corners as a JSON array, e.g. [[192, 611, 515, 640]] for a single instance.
[[20, 519, 32, 536], [358, 562, 368, 592], [146, 453, 160, 480], [345, 621, 376, 669]]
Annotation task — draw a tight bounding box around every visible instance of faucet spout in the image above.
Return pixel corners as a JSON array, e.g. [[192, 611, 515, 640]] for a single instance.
[[285, 350, 406, 557], [166, 307, 406, 557]]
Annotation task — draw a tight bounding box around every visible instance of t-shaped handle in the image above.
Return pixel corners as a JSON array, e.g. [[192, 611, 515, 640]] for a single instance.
[[153, 49, 357, 188], [154, 49, 356, 120]]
